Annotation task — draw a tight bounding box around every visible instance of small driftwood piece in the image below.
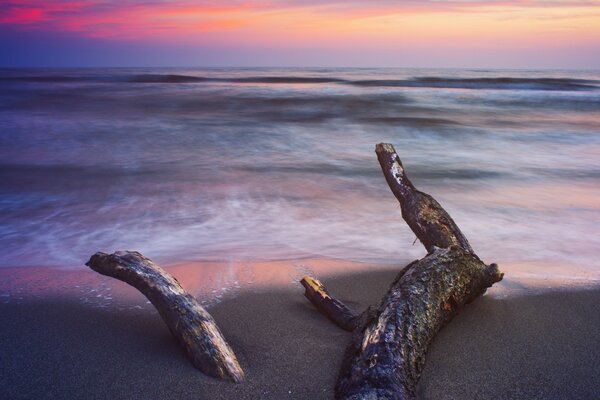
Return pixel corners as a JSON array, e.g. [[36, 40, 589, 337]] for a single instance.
[[301, 143, 503, 400], [86, 251, 244, 382]]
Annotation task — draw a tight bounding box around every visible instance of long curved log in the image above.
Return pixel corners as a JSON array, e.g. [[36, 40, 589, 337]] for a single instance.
[[300, 143, 503, 399], [86, 250, 244, 382]]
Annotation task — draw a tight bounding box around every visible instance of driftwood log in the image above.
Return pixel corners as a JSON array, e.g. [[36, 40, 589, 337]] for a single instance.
[[86, 251, 244, 382], [301, 143, 503, 399]]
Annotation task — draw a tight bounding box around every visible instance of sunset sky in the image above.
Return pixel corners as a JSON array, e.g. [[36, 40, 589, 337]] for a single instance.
[[1, 0, 599, 68]]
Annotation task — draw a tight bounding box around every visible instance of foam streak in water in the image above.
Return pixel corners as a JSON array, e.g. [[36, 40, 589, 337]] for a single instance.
[[0, 67, 599, 285]]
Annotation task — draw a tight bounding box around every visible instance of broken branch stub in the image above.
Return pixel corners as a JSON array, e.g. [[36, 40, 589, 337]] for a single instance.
[[300, 275, 358, 331]]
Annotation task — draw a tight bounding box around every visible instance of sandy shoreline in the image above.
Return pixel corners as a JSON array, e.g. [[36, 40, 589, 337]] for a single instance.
[[1, 265, 599, 400]]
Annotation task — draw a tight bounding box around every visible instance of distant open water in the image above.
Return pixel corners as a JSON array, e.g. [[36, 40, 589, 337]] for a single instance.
[[0, 68, 599, 280]]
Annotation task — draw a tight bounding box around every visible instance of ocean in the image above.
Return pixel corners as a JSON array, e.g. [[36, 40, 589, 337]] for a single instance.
[[1, 67, 599, 282]]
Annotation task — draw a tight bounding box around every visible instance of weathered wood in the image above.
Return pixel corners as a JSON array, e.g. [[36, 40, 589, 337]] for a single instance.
[[375, 142, 473, 253], [300, 275, 358, 331], [336, 248, 502, 399], [86, 250, 244, 382], [299, 143, 503, 399], [333, 143, 503, 399]]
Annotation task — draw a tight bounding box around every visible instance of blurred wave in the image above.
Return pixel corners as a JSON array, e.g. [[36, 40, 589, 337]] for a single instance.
[[358, 76, 599, 90], [2, 72, 598, 91], [0, 67, 599, 279]]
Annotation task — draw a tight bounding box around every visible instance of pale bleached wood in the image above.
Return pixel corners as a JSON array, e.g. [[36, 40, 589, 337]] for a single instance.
[[86, 250, 244, 382]]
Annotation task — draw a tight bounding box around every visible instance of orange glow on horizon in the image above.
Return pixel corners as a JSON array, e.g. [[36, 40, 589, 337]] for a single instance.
[[1, 1, 599, 66]]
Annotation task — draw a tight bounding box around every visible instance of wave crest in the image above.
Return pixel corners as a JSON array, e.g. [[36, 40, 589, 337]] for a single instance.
[[3, 74, 597, 91]]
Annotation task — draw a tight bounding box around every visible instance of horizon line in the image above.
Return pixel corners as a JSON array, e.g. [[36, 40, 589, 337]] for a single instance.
[[2, 65, 600, 71]]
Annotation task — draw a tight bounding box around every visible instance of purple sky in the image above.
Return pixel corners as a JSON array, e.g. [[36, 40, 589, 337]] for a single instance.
[[1, 0, 599, 68]]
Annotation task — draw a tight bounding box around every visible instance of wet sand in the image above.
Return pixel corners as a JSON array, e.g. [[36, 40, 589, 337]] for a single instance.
[[1, 267, 599, 400]]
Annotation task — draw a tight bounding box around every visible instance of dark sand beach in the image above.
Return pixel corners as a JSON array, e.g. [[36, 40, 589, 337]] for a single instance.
[[1, 268, 598, 400]]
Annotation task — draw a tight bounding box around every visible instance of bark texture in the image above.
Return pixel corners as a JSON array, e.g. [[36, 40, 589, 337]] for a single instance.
[[301, 275, 358, 331], [333, 143, 503, 399], [335, 248, 502, 399], [86, 250, 244, 382], [375, 142, 473, 254], [300, 143, 503, 399]]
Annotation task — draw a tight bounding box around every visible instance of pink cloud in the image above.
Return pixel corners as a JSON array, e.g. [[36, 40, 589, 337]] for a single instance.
[[0, 0, 598, 45], [0, 8, 45, 24]]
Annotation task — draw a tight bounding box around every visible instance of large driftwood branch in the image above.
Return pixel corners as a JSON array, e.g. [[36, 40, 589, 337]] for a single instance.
[[336, 144, 503, 399], [86, 251, 244, 382], [300, 143, 503, 400]]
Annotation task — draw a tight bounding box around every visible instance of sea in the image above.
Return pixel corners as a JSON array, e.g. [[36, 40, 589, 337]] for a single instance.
[[1, 67, 599, 283]]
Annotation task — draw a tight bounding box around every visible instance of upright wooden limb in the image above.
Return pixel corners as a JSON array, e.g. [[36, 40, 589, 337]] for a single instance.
[[86, 251, 244, 382], [375, 142, 473, 253]]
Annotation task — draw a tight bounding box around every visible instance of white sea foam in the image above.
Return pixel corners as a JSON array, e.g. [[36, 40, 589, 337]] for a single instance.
[[0, 67, 598, 282]]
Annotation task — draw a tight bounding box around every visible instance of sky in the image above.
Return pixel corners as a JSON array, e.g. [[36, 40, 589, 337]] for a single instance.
[[1, 0, 599, 68]]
